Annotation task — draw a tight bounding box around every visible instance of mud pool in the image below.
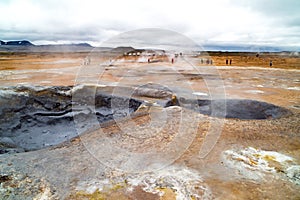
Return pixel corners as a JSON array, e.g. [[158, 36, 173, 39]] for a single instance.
[[0, 84, 292, 154], [180, 98, 291, 119], [0, 85, 142, 152]]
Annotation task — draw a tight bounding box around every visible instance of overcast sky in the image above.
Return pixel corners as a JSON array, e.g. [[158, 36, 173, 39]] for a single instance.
[[0, 0, 299, 50]]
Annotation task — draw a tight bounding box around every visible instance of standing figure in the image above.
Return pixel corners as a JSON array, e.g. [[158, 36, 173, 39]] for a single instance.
[[171, 58, 174, 64], [210, 60, 213, 65], [229, 59, 232, 65], [269, 60, 272, 67], [226, 59, 228, 65]]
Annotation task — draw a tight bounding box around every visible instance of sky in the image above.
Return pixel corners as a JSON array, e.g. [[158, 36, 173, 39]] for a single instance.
[[0, 0, 300, 51]]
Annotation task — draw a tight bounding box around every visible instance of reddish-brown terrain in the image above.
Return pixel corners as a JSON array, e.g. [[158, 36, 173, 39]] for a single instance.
[[0, 50, 299, 199]]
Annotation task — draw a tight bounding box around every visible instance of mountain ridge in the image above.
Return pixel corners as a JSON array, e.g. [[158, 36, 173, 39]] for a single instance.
[[1, 40, 299, 52], [0, 40, 33, 46]]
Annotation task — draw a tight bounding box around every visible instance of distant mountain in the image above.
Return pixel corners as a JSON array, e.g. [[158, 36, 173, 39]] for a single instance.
[[0, 41, 105, 53], [111, 46, 135, 53], [72, 43, 92, 47], [39, 43, 93, 47], [0, 40, 94, 48], [1, 40, 298, 52], [0, 40, 33, 46]]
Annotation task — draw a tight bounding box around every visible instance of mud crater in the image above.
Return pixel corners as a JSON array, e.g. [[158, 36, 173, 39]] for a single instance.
[[0, 85, 291, 154], [179, 98, 291, 120], [0, 85, 142, 153]]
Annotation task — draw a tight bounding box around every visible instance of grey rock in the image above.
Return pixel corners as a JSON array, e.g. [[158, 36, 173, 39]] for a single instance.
[[0, 137, 17, 148]]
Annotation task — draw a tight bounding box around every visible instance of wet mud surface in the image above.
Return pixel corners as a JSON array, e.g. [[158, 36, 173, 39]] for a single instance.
[[0, 84, 291, 154], [0, 85, 142, 152], [180, 98, 291, 119]]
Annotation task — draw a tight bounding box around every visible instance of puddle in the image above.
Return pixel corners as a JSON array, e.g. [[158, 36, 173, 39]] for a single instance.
[[36, 60, 78, 64], [287, 87, 300, 91], [290, 105, 300, 110], [193, 92, 208, 96], [246, 90, 264, 94]]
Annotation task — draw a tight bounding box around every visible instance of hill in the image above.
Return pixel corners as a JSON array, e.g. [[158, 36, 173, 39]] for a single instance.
[[0, 40, 33, 46]]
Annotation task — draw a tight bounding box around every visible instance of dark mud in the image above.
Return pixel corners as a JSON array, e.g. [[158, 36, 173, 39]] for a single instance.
[[0, 85, 142, 152], [179, 98, 291, 119], [0, 85, 291, 154]]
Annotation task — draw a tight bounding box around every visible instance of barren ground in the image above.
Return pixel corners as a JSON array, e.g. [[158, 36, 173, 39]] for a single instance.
[[0, 51, 299, 199]]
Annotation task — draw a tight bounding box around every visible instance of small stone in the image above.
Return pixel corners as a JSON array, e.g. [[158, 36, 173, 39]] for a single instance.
[[26, 179, 32, 183], [0, 174, 11, 182], [286, 165, 300, 185], [0, 137, 16, 148], [7, 148, 25, 154]]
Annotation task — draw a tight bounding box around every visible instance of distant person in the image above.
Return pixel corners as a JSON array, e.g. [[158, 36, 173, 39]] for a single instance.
[[83, 58, 89, 65], [229, 59, 232, 65], [206, 59, 209, 64], [226, 59, 228, 65], [210, 60, 213, 65], [148, 58, 150, 63], [171, 58, 174, 64], [269, 60, 272, 67], [109, 59, 113, 66], [201, 59, 203, 64]]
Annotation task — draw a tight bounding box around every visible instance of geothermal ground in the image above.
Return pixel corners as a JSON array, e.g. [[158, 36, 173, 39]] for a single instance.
[[0, 50, 299, 199]]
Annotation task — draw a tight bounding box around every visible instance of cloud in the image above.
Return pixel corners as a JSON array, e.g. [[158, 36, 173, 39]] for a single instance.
[[0, 0, 299, 50]]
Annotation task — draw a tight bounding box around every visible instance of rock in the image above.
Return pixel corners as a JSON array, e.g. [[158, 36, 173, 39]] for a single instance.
[[133, 87, 173, 99], [0, 137, 17, 148], [0, 174, 11, 182], [286, 165, 300, 185], [7, 148, 25, 154]]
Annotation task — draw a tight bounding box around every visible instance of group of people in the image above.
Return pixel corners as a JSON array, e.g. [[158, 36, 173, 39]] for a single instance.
[[226, 59, 232, 65], [225, 58, 273, 67], [83, 57, 91, 65], [200, 58, 213, 65]]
